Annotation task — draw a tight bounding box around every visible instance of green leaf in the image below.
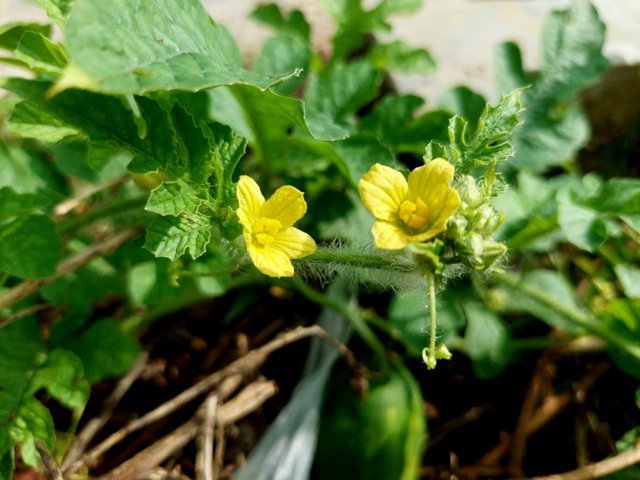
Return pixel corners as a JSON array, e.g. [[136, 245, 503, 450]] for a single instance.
[[208, 85, 345, 172], [251, 3, 310, 42], [0, 136, 66, 195], [322, 0, 422, 60], [305, 61, 383, 129], [555, 177, 640, 251], [557, 187, 606, 252], [14, 398, 55, 466], [29, 349, 89, 409], [255, 35, 310, 96], [14, 31, 68, 75], [0, 316, 89, 474], [4, 79, 164, 171], [587, 178, 640, 215], [332, 135, 397, 186], [56, 0, 295, 95], [498, 270, 585, 333], [449, 88, 525, 174], [368, 40, 435, 74], [42, 261, 124, 308], [510, 0, 608, 172], [8, 100, 80, 143], [144, 214, 211, 261], [0, 214, 62, 279], [49, 309, 140, 381], [127, 260, 187, 306], [146, 181, 208, 217], [5, 80, 224, 185], [36, 0, 75, 27], [512, 104, 590, 171], [189, 246, 234, 297], [207, 122, 247, 203], [493, 41, 529, 96], [360, 94, 450, 154], [51, 140, 130, 183], [463, 302, 511, 379], [601, 300, 640, 378], [60, 318, 141, 383], [538, 0, 607, 103], [437, 86, 486, 132], [615, 264, 640, 299], [0, 187, 49, 223], [0, 428, 14, 480], [0, 22, 51, 51]]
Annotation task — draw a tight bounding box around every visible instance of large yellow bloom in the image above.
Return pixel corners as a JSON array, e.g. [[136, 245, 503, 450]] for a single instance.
[[359, 159, 461, 249], [236, 176, 316, 277]]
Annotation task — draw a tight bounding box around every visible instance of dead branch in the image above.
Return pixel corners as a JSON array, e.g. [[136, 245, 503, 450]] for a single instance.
[[66, 324, 352, 476], [509, 359, 609, 475], [528, 441, 640, 480], [98, 380, 277, 480], [0, 303, 49, 329], [36, 441, 63, 480], [195, 394, 218, 480]]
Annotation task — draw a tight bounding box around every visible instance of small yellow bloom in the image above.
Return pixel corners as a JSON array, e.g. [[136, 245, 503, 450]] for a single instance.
[[359, 159, 461, 249], [236, 176, 316, 277]]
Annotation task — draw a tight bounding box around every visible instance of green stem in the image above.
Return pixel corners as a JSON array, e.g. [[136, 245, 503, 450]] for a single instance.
[[361, 310, 406, 345], [428, 272, 437, 358], [57, 195, 148, 235], [421, 272, 438, 369], [299, 247, 414, 273], [493, 271, 640, 361], [291, 277, 389, 371]]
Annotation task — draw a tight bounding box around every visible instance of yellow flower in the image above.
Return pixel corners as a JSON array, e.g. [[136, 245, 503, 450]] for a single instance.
[[359, 159, 461, 249], [236, 176, 316, 277]]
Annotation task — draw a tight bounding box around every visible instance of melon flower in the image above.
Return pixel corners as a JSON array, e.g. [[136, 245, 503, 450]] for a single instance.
[[236, 176, 316, 278], [359, 159, 461, 249]]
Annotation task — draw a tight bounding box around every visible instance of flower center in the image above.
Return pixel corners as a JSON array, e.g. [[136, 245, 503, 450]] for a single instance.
[[398, 197, 430, 230], [253, 217, 282, 246]]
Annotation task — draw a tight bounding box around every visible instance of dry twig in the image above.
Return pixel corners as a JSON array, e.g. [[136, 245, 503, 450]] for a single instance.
[[528, 441, 640, 480], [98, 379, 278, 480], [509, 358, 609, 475], [66, 325, 354, 476], [35, 441, 63, 480], [0, 303, 49, 329], [195, 394, 218, 480]]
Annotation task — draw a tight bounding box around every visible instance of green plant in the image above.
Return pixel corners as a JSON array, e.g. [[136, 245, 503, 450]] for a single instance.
[[1, 0, 638, 478]]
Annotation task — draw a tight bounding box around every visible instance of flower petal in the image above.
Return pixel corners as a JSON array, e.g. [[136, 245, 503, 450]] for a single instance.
[[236, 176, 265, 229], [359, 164, 408, 222], [407, 189, 461, 242], [247, 244, 294, 278], [430, 188, 461, 226], [272, 227, 316, 259], [372, 221, 408, 250], [407, 158, 454, 207], [261, 185, 307, 228]]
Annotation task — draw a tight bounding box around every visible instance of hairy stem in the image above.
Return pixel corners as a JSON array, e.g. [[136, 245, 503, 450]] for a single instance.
[[298, 246, 415, 273]]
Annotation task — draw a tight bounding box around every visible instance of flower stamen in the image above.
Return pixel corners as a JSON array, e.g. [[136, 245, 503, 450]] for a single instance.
[[253, 217, 281, 246], [399, 197, 430, 230]]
